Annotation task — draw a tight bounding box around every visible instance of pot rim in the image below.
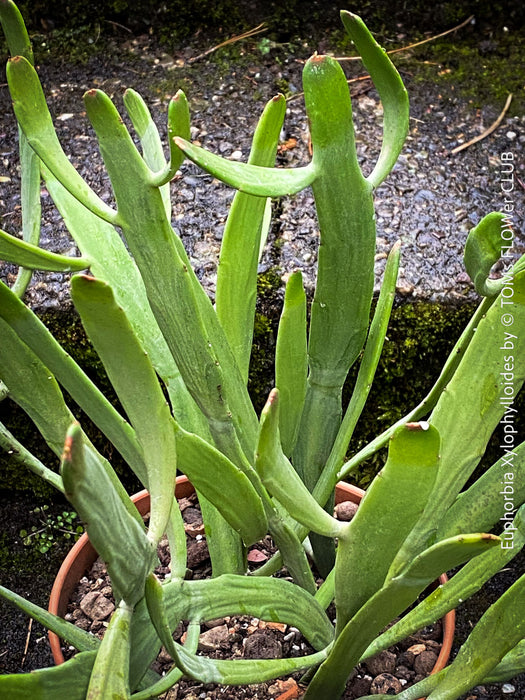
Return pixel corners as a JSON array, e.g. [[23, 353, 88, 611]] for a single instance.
[[48, 476, 454, 695]]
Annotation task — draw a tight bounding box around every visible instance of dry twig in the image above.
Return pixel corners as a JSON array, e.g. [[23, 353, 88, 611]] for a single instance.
[[335, 15, 474, 61], [450, 93, 513, 154], [287, 15, 473, 104], [21, 618, 33, 668], [104, 19, 133, 33], [188, 23, 267, 64]]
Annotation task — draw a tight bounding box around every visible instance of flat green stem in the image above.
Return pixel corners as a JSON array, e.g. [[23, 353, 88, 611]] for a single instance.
[[0, 422, 64, 493], [216, 94, 285, 382], [340, 11, 409, 188], [338, 294, 496, 480], [6, 57, 118, 225], [314, 241, 400, 504]]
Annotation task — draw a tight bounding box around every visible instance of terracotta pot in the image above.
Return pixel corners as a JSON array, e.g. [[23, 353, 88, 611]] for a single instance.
[[49, 477, 454, 698], [48, 475, 195, 663]]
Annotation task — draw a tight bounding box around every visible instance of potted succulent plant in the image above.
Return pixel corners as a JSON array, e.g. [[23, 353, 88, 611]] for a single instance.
[[45, 476, 365, 665], [47, 475, 456, 696], [0, 1, 524, 698]]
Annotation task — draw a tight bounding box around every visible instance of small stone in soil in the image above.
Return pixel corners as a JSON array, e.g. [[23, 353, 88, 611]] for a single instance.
[[79, 591, 115, 621], [414, 649, 439, 675], [157, 646, 172, 664], [268, 678, 299, 698], [407, 642, 427, 656], [260, 621, 287, 633], [91, 560, 107, 578], [334, 500, 359, 521], [364, 649, 396, 676], [186, 538, 210, 568], [183, 506, 202, 524], [177, 496, 195, 512], [198, 625, 230, 652], [370, 672, 404, 694], [397, 649, 416, 668], [247, 548, 268, 563], [350, 675, 372, 697], [243, 631, 283, 660], [396, 665, 415, 682], [184, 521, 206, 538], [204, 617, 228, 629], [73, 615, 92, 631]]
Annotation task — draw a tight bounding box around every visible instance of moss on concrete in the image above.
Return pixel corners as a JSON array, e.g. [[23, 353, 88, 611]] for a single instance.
[[344, 302, 474, 486], [346, 300, 525, 486], [248, 269, 282, 415], [402, 31, 525, 115], [0, 310, 141, 497], [247, 295, 525, 488], [2, 290, 524, 496]]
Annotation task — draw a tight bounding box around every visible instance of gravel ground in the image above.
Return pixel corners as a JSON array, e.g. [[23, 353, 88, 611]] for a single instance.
[[0, 28, 523, 308]]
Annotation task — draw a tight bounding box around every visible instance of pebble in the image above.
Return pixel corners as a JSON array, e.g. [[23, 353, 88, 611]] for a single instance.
[[247, 548, 268, 563], [395, 665, 414, 682], [79, 591, 115, 621], [268, 678, 299, 697], [370, 673, 403, 694], [157, 646, 172, 664], [407, 643, 427, 655], [364, 650, 396, 676], [351, 675, 372, 695], [197, 624, 229, 652], [334, 500, 359, 521], [243, 631, 283, 659], [203, 617, 227, 629], [186, 538, 210, 568], [263, 621, 287, 633], [413, 649, 438, 675]]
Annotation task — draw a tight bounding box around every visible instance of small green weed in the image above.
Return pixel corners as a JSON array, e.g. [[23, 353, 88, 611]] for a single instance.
[[20, 506, 84, 554]]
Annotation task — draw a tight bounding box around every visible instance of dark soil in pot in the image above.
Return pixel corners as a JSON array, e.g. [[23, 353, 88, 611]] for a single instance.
[[57, 486, 452, 699]]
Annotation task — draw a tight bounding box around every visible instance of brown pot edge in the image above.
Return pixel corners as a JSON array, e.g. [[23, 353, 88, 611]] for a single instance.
[[48, 474, 194, 663], [48, 477, 454, 694]]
